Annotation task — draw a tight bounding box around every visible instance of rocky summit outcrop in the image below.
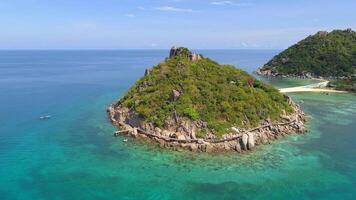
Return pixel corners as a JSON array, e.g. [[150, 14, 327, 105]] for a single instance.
[[169, 46, 202, 61], [108, 47, 307, 153]]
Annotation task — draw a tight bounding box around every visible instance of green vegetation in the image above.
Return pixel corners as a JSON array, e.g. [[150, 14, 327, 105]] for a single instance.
[[121, 48, 292, 136], [329, 77, 356, 92], [261, 29, 356, 92], [263, 29, 356, 76]]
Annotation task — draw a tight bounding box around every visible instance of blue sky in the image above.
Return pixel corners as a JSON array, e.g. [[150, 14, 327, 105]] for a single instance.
[[0, 0, 355, 49]]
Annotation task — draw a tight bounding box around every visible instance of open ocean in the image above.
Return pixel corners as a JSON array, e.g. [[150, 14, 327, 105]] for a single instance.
[[0, 50, 355, 200]]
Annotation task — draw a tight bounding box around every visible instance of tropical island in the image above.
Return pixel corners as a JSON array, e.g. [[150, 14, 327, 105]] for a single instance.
[[107, 47, 307, 152], [256, 29, 356, 92]]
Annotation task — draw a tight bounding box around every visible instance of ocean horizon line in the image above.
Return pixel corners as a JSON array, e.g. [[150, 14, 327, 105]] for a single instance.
[[0, 48, 282, 51]]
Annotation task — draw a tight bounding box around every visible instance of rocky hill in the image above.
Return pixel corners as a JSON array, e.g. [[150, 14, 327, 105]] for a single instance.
[[108, 47, 306, 152], [256, 29, 356, 92]]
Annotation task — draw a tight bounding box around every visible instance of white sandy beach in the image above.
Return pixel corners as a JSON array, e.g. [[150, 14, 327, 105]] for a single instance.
[[279, 81, 346, 93]]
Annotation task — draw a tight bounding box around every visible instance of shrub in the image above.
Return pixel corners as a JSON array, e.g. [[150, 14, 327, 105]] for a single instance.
[[120, 48, 292, 135]]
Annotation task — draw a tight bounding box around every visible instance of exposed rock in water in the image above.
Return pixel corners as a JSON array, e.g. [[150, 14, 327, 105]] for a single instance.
[[108, 97, 307, 153], [247, 132, 255, 149], [241, 134, 248, 150]]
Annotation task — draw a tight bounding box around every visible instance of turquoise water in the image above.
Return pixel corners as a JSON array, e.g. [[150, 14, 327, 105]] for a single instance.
[[0, 50, 355, 199]]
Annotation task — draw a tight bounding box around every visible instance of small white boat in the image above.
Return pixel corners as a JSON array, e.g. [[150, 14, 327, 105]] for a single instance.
[[39, 115, 51, 120], [123, 139, 128, 142]]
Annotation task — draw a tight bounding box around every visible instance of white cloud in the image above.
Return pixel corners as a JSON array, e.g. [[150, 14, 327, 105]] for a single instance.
[[240, 42, 259, 48], [126, 14, 135, 18], [210, 1, 233, 6], [155, 6, 193, 12], [210, 1, 253, 6]]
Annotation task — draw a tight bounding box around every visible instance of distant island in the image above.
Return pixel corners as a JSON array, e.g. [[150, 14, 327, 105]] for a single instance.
[[108, 47, 306, 152], [257, 29, 356, 92]]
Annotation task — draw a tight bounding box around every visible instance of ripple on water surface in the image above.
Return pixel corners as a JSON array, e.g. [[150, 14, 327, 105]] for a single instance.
[[0, 51, 355, 199]]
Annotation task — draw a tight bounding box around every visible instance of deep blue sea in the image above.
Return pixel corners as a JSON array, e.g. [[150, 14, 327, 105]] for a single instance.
[[0, 50, 355, 200]]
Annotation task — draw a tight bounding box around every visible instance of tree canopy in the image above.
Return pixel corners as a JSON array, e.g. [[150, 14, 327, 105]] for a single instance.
[[261, 29, 356, 92], [120, 48, 292, 136]]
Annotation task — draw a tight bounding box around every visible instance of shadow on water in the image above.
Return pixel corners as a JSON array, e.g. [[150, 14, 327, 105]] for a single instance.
[[295, 93, 356, 184], [1, 51, 356, 199], [19, 167, 125, 200], [0, 190, 13, 200], [186, 175, 353, 200]]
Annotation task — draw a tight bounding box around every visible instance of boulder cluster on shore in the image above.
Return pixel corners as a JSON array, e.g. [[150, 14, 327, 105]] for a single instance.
[[107, 47, 309, 153], [107, 95, 307, 153], [255, 67, 327, 80]]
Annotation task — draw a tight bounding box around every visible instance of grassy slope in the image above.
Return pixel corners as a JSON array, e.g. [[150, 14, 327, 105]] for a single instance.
[[121, 53, 292, 136]]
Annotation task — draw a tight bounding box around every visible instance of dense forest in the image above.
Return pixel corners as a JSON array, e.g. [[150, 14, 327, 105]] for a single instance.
[[260, 29, 356, 92], [120, 48, 292, 136]]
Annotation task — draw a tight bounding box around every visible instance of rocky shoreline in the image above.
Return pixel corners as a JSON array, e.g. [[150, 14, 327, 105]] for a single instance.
[[255, 68, 354, 92], [255, 67, 327, 80], [254, 67, 347, 82], [107, 95, 307, 153]]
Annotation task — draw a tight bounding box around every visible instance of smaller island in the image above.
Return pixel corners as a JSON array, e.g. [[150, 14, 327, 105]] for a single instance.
[[256, 29, 356, 92], [108, 47, 307, 153]]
